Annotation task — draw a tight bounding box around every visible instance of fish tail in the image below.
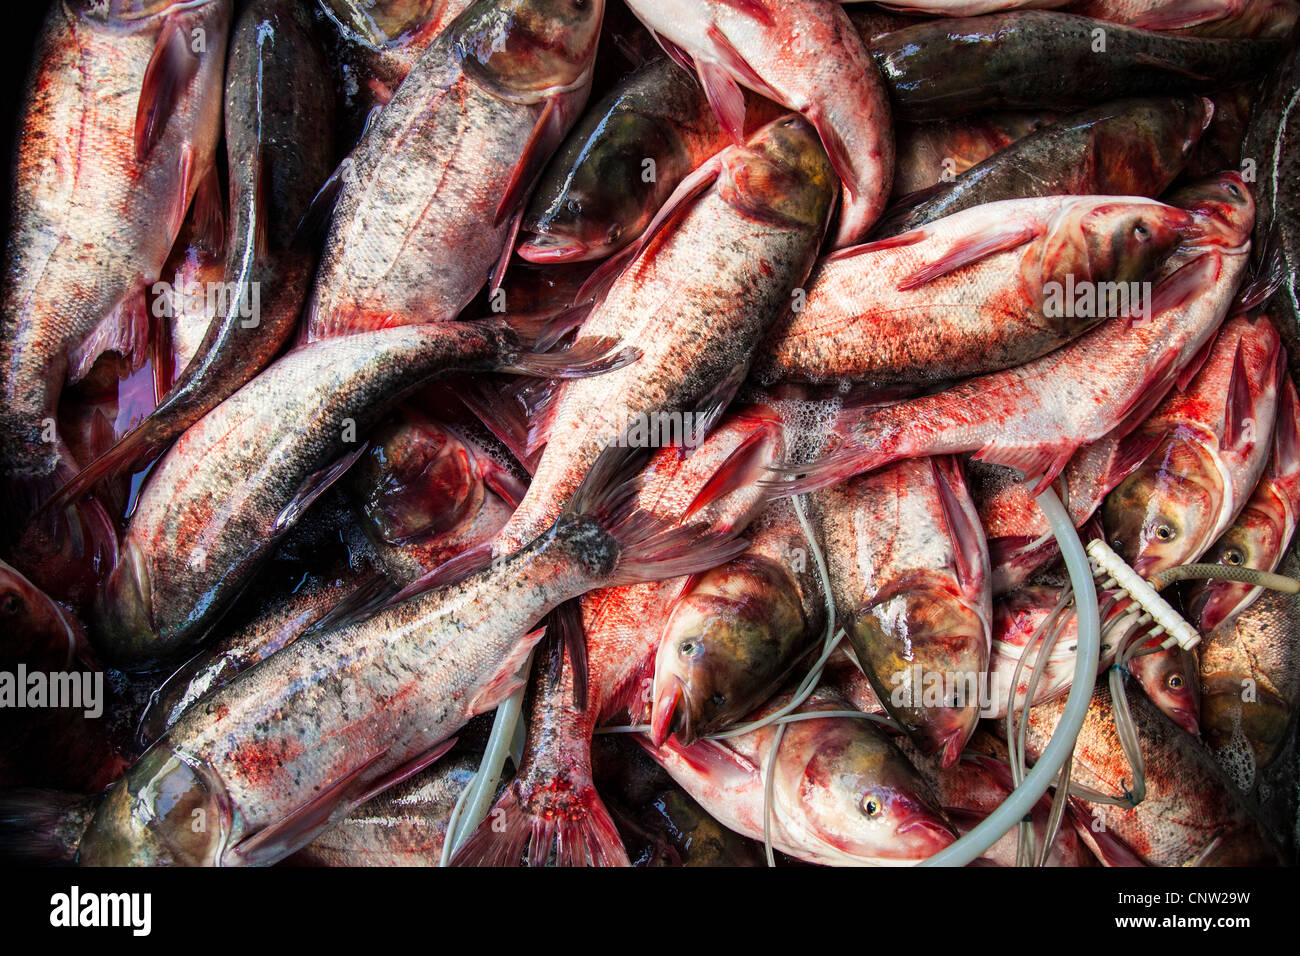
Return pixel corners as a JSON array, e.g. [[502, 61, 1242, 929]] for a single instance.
[[0, 789, 101, 865], [449, 777, 630, 868], [566, 444, 753, 587], [499, 311, 639, 380]]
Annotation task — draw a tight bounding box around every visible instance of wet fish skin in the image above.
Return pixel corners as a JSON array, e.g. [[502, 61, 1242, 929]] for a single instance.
[[757, 194, 1191, 386], [93, 319, 591, 667], [496, 116, 836, 554], [650, 498, 825, 747], [55, 0, 337, 500], [289, 754, 485, 866], [624, 0, 894, 247], [1187, 378, 1300, 633], [643, 688, 957, 866], [520, 57, 783, 264], [316, 0, 474, 146], [868, 12, 1284, 122], [880, 95, 1212, 236], [305, 0, 606, 339], [1071, 0, 1299, 38], [777, 174, 1255, 498], [1026, 680, 1282, 866], [1242, 41, 1300, 382], [0, 0, 232, 479], [450, 412, 783, 867], [813, 456, 991, 767], [891, 111, 1058, 201], [76, 447, 749, 866], [349, 411, 523, 581], [1199, 547, 1300, 770], [1102, 314, 1285, 580]]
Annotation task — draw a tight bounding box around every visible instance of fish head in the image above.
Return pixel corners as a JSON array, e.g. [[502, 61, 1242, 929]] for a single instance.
[[772, 715, 956, 864], [322, 0, 446, 48], [851, 575, 989, 768], [649, 557, 807, 746], [520, 112, 688, 263], [1036, 199, 1190, 332], [1129, 641, 1201, 736], [1185, 497, 1285, 633], [77, 743, 232, 866], [1102, 436, 1223, 578], [720, 116, 838, 231], [351, 416, 485, 543], [1165, 172, 1255, 250], [455, 0, 605, 98], [70, 0, 217, 22], [92, 536, 162, 668], [1201, 673, 1290, 769]]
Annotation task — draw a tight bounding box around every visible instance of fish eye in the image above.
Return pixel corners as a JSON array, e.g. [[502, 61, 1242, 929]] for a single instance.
[[1154, 524, 1176, 541], [1225, 182, 1242, 198], [606, 223, 622, 244], [1166, 674, 1184, 690], [860, 791, 884, 818], [1111, 537, 1125, 551], [1133, 223, 1150, 240], [677, 639, 703, 660], [1222, 548, 1245, 567]]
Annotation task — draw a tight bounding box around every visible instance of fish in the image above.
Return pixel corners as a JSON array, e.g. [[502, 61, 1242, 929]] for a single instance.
[[449, 411, 783, 866], [1187, 378, 1300, 633], [304, 0, 606, 339], [649, 497, 826, 747], [812, 456, 992, 766], [0, 561, 125, 793], [879, 95, 1212, 237], [0, 790, 101, 866], [288, 753, 487, 866], [348, 410, 527, 582], [92, 318, 632, 667], [857, 1, 1070, 13], [135, 559, 379, 746], [772, 174, 1255, 497], [75, 444, 750, 866], [755, 194, 1192, 387], [894, 732, 1097, 867], [969, 421, 1162, 594], [623, 0, 893, 247], [1125, 639, 1202, 735], [519, 56, 784, 264], [640, 688, 957, 866], [1102, 313, 1286, 580], [1242, 41, 1300, 382], [986, 586, 1118, 718], [0, 0, 232, 479], [590, 735, 767, 866], [1198, 547, 1300, 770], [891, 111, 1058, 201], [47, 0, 338, 510], [869, 12, 1283, 122], [1025, 680, 1282, 866], [494, 115, 836, 554], [1070, 0, 1299, 38], [316, 0, 475, 146]]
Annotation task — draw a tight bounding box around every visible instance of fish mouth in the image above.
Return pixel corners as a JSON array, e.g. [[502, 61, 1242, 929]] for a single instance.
[[937, 730, 968, 769], [517, 234, 600, 264], [650, 677, 687, 747], [1168, 707, 1201, 737], [1187, 585, 1239, 635], [896, 814, 958, 857]]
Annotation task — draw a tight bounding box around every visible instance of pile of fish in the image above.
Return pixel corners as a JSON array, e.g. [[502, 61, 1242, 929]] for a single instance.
[[1, 0, 1299, 868]]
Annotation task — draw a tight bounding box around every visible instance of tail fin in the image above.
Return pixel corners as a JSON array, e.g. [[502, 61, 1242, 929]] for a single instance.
[[500, 313, 639, 380], [567, 443, 753, 587], [0, 790, 100, 864], [449, 777, 630, 867]]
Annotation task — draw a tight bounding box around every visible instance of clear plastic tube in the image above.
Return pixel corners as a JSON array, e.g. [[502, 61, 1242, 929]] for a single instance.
[[919, 486, 1100, 867]]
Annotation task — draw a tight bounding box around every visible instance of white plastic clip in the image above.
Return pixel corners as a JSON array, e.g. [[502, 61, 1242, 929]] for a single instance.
[[1086, 540, 1200, 651]]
